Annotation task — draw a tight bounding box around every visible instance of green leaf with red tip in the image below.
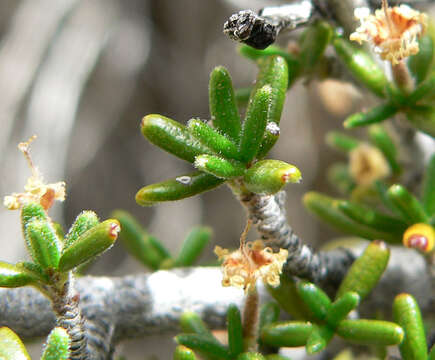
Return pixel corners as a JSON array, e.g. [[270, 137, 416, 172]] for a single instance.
[[386, 184, 429, 224], [41, 327, 70, 360], [0, 327, 31, 360], [336, 241, 390, 300], [0, 261, 39, 288], [174, 345, 198, 360], [175, 227, 212, 267], [422, 154, 435, 216], [344, 103, 398, 128], [393, 293, 427, 360], [112, 210, 169, 270], [58, 219, 120, 272], [136, 171, 224, 206], [194, 155, 245, 179], [260, 321, 313, 347], [332, 38, 387, 98], [209, 66, 241, 142], [64, 210, 99, 249], [244, 160, 301, 195], [141, 114, 212, 163], [337, 320, 404, 346]]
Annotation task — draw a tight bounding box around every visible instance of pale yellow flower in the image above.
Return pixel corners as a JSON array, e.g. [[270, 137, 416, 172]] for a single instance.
[[215, 239, 288, 293], [350, 1, 427, 64], [349, 143, 390, 186], [3, 136, 66, 210]]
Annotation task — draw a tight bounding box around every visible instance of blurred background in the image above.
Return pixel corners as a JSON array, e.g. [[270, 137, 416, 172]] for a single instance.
[[0, 0, 431, 358]]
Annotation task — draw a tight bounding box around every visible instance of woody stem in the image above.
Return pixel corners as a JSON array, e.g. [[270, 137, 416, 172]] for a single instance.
[[242, 287, 260, 352], [392, 61, 414, 94]]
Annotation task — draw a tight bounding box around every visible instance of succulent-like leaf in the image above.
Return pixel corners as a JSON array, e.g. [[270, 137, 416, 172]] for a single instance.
[[296, 281, 331, 321], [326, 131, 360, 152], [344, 103, 398, 128], [393, 293, 427, 360], [194, 155, 245, 179], [387, 184, 429, 224], [325, 292, 360, 329], [0, 327, 31, 360], [306, 324, 334, 354], [64, 210, 99, 249], [327, 163, 355, 195], [332, 38, 387, 98], [368, 125, 401, 174], [174, 227, 212, 267], [227, 304, 244, 357], [259, 302, 280, 329], [209, 66, 241, 142], [407, 72, 435, 104], [260, 321, 312, 347], [180, 312, 214, 338], [405, 105, 435, 137], [58, 219, 120, 272], [409, 35, 434, 84], [174, 345, 198, 360], [175, 334, 231, 360], [141, 114, 212, 163], [422, 154, 435, 216], [41, 327, 70, 360], [336, 241, 390, 300], [0, 261, 39, 288], [21, 202, 47, 236], [136, 171, 224, 206]]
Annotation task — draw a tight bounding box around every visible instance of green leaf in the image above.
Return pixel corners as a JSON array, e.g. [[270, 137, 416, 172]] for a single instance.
[[16, 261, 50, 283], [58, 219, 120, 272], [174, 345, 198, 360], [336, 240, 390, 300], [244, 160, 301, 195], [227, 304, 244, 357], [325, 131, 360, 152], [306, 324, 334, 354], [25, 219, 61, 270], [409, 35, 434, 84], [0, 327, 31, 360], [180, 312, 213, 338], [209, 66, 241, 142], [296, 281, 331, 321], [332, 38, 388, 98], [299, 21, 332, 74], [261, 321, 312, 347], [422, 154, 435, 216], [344, 103, 398, 128], [337, 320, 404, 346], [136, 171, 225, 206], [239, 85, 271, 162], [405, 105, 435, 137], [337, 200, 407, 238], [303, 192, 399, 243], [0, 261, 39, 288], [175, 334, 231, 360], [141, 114, 212, 163], [237, 353, 266, 360], [175, 227, 212, 267], [407, 71, 435, 104], [52, 222, 65, 240], [112, 210, 168, 270], [393, 293, 427, 360], [21, 202, 48, 234], [327, 163, 355, 195], [368, 125, 401, 175], [41, 327, 70, 360], [64, 211, 99, 249], [387, 184, 429, 224], [265, 356, 292, 360], [259, 302, 280, 329], [194, 155, 245, 179], [187, 119, 240, 160], [325, 292, 360, 329]]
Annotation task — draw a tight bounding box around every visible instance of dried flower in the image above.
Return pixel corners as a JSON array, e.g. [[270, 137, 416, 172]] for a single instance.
[[3, 136, 66, 211], [214, 236, 288, 293], [349, 143, 390, 186], [350, 0, 427, 65]]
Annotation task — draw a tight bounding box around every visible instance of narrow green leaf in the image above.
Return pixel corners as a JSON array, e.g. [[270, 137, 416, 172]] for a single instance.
[[368, 125, 401, 175], [407, 71, 435, 104], [387, 184, 429, 224], [405, 105, 435, 137], [303, 192, 399, 243], [175, 227, 212, 267], [296, 281, 331, 321], [209, 66, 241, 142], [194, 155, 245, 179], [52, 222, 65, 240], [175, 334, 231, 360], [299, 21, 332, 74], [306, 324, 334, 354], [261, 321, 312, 347], [187, 119, 240, 160], [409, 35, 434, 84], [58, 219, 120, 272], [227, 304, 244, 357], [112, 210, 168, 270], [21, 202, 47, 235], [41, 327, 70, 360], [326, 131, 360, 152], [393, 293, 427, 360], [64, 211, 99, 249], [16, 261, 50, 283], [344, 103, 398, 128], [327, 163, 355, 195], [332, 38, 388, 97], [265, 356, 291, 360], [141, 114, 212, 163], [336, 240, 390, 300], [326, 292, 360, 329], [180, 312, 213, 337], [337, 320, 404, 346], [136, 171, 224, 206], [239, 85, 271, 162], [0, 261, 39, 288], [374, 180, 401, 215], [259, 302, 280, 329], [244, 160, 301, 195], [25, 219, 61, 270], [0, 327, 31, 360], [337, 200, 407, 238], [256, 122, 280, 160], [174, 345, 198, 360], [422, 154, 435, 215], [237, 353, 266, 360]]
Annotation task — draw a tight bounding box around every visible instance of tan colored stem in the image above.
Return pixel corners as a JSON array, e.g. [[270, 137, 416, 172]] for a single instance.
[[392, 61, 414, 94], [242, 287, 259, 352]]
